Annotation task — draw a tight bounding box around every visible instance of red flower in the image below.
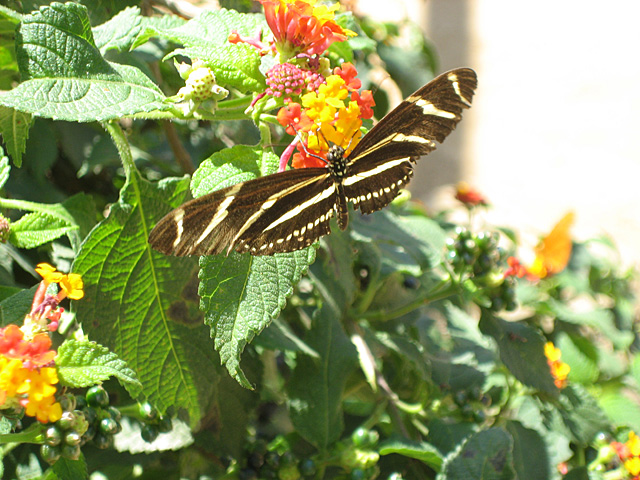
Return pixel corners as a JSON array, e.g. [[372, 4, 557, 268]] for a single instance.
[[455, 182, 489, 207], [334, 62, 361, 90], [260, 0, 355, 59]]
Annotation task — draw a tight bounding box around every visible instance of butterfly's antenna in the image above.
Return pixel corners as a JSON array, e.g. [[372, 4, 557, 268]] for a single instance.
[[289, 123, 328, 165]]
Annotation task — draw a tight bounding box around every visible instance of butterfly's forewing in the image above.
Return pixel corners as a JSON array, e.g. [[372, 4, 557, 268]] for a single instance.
[[343, 68, 477, 214], [149, 167, 335, 256]]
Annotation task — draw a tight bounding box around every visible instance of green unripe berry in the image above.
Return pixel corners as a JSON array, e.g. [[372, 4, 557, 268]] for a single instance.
[[40, 444, 61, 465], [64, 431, 82, 446], [86, 385, 109, 408], [61, 443, 81, 461], [141, 423, 159, 443], [45, 426, 62, 446], [138, 402, 159, 422]]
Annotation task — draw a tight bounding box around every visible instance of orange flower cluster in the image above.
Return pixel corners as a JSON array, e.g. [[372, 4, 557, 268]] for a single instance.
[[261, 0, 355, 59], [0, 325, 61, 423], [544, 341, 570, 389], [276, 62, 374, 169], [612, 432, 640, 479], [0, 263, 84, 424]]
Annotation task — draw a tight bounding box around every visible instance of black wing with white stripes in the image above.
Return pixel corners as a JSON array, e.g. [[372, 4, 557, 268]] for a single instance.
[[149, 68, 477, 256]]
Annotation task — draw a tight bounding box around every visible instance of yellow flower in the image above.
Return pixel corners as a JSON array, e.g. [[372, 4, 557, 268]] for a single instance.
[[35, 263, 63, 284], [627, 432, 640, 456], [24, 395, 62, 424], [0, 357, 25, 398], [544, 342, 570, 389], [625, 456, 640, 476], [59, 273, 84, 300]]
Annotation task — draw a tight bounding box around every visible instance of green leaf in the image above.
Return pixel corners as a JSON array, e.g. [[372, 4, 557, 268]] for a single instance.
[[557, 385, 611, 445], [256, 318, 318, 357], [547, 298, 633, 349], [56, 340, 142, 396], [0, 106, 32, 167], [350, 208, 445, 274], [598, 386, 640, 432], [200, 249, 314, 387], [5, 192, 97, 252], [93, 6, 143, 53], [556, 332, 599, 385], [144, 9, 267, 92], [194, 146, 316, 387], [0, 3, 168, 121], [379, 438, 443, 470], [438, 428, 515, 480], [51, 454, 88, 480], [504, 421, 550, 480], [10, 212, 77, 249], [0, 285, 36, 327], [72, 172, 219, 426], [287, 303, 358, 449], [479, 310, 558, 395]]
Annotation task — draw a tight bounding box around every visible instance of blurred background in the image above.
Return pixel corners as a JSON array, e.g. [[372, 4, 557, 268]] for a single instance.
[[355, 0, 640, 268]]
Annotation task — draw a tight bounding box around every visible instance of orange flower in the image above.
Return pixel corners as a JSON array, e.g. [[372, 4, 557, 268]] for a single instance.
[[261, 0, 355, 59], [544, 342, 570, 389], [0, 324, 56, 368], [528, 212, 574, 279]]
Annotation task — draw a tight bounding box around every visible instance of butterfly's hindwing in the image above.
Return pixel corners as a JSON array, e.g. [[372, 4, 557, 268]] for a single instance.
[[149, 68, 477, 256]]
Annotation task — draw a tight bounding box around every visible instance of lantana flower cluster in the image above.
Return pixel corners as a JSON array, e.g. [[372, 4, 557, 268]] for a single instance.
[[228, 0, 374, 172], [0, 263, 84, 424], [276, 63, 375, 169], [613, 431, 640, 479]]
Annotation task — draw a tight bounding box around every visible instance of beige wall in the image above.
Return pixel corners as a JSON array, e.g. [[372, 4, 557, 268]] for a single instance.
[[358, 0, 640, 267]]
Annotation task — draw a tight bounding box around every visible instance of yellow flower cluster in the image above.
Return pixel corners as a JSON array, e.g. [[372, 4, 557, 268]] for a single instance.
[[544, 342, 570, 389], [624, 432, 640, 477], [302, 75, 363, 153], [35, 263, 84, 300]]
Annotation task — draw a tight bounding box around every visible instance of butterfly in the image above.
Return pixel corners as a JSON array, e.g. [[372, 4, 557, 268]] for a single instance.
[[149, 68, 477, 256]]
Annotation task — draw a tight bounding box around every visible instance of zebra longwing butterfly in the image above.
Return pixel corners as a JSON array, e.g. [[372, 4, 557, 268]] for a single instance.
[[149, 68, 477, 256]]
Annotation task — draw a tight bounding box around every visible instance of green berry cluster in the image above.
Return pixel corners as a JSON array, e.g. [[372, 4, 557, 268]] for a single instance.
[[446, 228, 501, 277], [237, 439, 313, 480], [452, 387, 491, 423], [75, 385, 122, 450], [446, 227, 518, 311], [40, 393, 87, 464], [137, 402, 172, 443]]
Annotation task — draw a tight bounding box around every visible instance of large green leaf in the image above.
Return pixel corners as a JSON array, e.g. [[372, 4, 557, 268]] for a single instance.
[[479, 310, 558, 395], [194, 146, 316, 387], [287, 302, 358, 449], [72, 172, 218, 426], [0, 3, 168, 122], [438, 428, 515, 480]]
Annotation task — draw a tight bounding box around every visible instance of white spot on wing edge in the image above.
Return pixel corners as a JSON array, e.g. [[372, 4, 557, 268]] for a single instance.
[[172, 209, 185, 249], [414, 99, 458, 119], [448, 72, 472, 106]]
